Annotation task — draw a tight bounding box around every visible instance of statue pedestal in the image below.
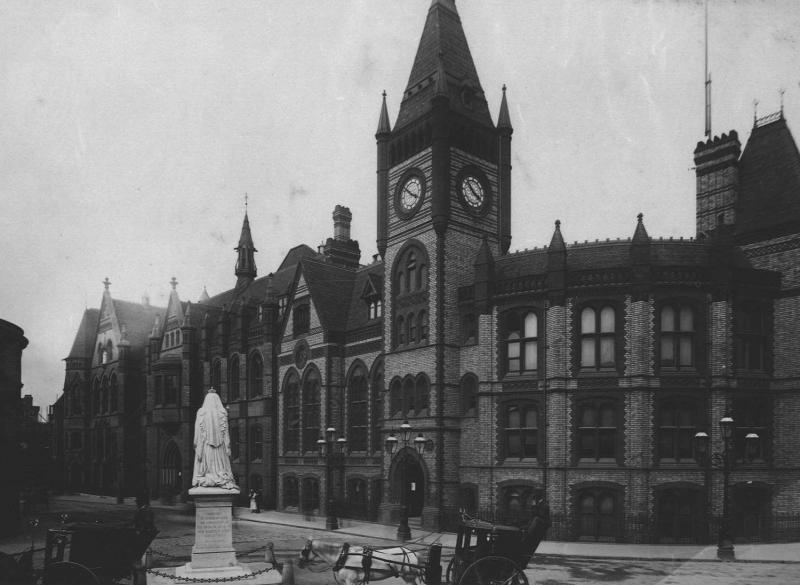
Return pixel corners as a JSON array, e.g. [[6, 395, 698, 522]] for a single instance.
[[175, 487, 251, 579]]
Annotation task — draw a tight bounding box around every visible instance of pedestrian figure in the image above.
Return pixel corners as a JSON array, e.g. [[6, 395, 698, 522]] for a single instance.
[[519, 494, 550, 566], [249, 489, 261, 513]]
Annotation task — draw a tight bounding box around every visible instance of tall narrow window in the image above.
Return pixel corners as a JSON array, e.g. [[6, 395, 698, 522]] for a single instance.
[[230, 425, 240, 460], [461, 374, 478, 416], [248, 353, 263, 398], [164, 374, 178, 405], [211, 360, 222, 391], [577, 400, 617, 461], [390, 379, 402, 418], [348, 366, 369, 452], [302, 369, 321, 452], [415, 375, 430, 415], [283, 373, 300, 453], [505, 310, 538, 374], [249, 424, 263, 461], [229, 356, 240, 400], [580, 305, 616, 369], [110, 376, 119, 412], [660, 305, 695, 369], [283, 476, 299, 508], [503, 403, 538, 459], [372, 361, 384, 452], [658, 399, 700, 462], [293, 304, 310, 336], [737, 303, 766, 371], [393, 244, 429, 349]]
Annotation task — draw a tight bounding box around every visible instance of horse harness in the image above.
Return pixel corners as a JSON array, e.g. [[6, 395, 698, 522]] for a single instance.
[[333, 544, 416, 584]]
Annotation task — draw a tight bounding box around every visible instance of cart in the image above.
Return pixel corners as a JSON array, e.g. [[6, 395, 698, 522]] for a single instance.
[[444, 517, 539, 585], [41, 521, 157, 585]]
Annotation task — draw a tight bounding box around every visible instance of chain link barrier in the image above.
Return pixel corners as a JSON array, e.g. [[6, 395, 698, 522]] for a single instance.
[[148, 543, 268, 561], [144, 565, 276, 583]]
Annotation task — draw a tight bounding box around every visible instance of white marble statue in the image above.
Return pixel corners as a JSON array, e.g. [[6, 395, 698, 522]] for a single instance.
[[191, 388, 238, 490]]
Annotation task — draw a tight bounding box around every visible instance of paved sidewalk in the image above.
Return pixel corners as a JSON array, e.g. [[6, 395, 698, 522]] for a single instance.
[[232, 507, 800, 564]]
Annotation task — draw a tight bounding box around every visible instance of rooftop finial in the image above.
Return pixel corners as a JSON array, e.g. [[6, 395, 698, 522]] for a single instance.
[[753, 98, 759, 125], [170, 276, 178, 290], [637, 212, 644, 223], [103, 277, 111, 291], [780, 87, 786, 116], [555, 219, 561, 228], [244, 192, 248, 212], [704, 0, 711, 138]]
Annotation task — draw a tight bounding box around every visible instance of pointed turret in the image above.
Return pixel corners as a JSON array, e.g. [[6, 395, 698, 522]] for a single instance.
[[547, 220, 567, 305], [498, 85, 513, 254], [235, 212, 258, 288], [630, 213, 651, 300], [376, 91, 391, 259], [199, 286, 210, 303]]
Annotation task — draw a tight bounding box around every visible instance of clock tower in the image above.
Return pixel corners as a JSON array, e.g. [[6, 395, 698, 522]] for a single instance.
[[376, 0, 513, 529]]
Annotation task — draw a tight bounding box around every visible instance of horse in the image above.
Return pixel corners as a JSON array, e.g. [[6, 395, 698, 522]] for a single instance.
[[298, 538, 423, 585]]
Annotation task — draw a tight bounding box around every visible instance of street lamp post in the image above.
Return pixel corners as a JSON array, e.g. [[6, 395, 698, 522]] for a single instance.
[[385, 421, 427, 542], [694, 415, 759, 560], [318, 426, 346, 531]]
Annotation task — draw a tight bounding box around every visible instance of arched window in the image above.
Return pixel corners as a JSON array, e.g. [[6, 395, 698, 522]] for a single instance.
[[249, 423, 263, 461], [371, 360, 384, 452], [578, 488, 618, 542], [577, 399, 618, 462], [283, 475, 299, 509], [393, 244, 429, 349], [101, 378, 110, 413], [580, 305, 616, 370], [302, 368, 321, 453], [502, 485, 536, 524], [348, 365, 369, 452], [390, 379, 402, 418], [403, 376, 415, 416], [415, 375, 429, 415], [248, 353, 263, 398], [656, 487, 703, 543], [110, 376, 118, 412], [660, 304, 695, 369], [503, 402, 538, 460], [106, 340, 113, 362], [229, 355, 240, 400], [461, 373, 478, 416], [505, 310, 539, 374], [211, 359, 222, 391], [160, 441, 182, 492], [283, 372, 300, 453]]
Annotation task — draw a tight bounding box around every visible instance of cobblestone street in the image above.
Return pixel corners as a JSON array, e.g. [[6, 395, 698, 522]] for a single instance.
[[2, 497, 798, 585]]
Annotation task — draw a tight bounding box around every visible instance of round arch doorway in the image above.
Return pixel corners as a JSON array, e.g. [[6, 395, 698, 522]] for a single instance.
[[395, 452, 425, 518]]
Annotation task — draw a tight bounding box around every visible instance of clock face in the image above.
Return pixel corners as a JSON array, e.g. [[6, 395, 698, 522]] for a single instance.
[[461, 175, 485, 208], [401, 177, 422, 211]]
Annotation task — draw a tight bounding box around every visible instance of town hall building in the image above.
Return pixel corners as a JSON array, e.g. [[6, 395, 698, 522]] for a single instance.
[[55, 0, 800, 544]]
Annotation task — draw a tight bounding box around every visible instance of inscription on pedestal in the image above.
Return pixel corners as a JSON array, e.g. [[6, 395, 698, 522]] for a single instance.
[[194, 506, 232, 550]]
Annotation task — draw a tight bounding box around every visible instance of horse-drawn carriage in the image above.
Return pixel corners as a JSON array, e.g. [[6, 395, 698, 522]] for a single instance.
[[40, 520, 157, 585], [299, 513, 547, 585]]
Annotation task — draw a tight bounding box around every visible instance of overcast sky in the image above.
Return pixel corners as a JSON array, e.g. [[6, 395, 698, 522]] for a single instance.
[[3, 0, 800, 412]]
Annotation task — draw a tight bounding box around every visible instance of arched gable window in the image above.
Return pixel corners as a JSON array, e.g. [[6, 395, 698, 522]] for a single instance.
[[248, 353, 263, 398], [229, 355, 240, 400], [283, 372, 300, 453], [106, 340, 113, 362], [348, 364, 369, 452], [302, 367, 321, 453], [392, 243, 430, 348], [580, 304, 617, 370], [211, 359, 222, 391]]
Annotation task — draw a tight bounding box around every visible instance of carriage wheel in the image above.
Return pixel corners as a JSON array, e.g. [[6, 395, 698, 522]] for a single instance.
[[41, 561, 103, 585], [446, 555, 466, 585], [458, 555, 528, 585]]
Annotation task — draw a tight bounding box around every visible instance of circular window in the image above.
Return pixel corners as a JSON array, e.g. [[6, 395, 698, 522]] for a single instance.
[[293, 340, 309, 370]]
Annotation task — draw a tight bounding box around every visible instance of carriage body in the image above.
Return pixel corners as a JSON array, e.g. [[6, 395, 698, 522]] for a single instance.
[[446, 518, 533, 585], [43, 522, 157, 585]]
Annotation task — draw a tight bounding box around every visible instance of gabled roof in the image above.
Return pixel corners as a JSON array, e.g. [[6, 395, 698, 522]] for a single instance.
[[347, 262, 385, 331], [737, 115, 800, 241], [112, 299, 164, 351], [277, 245, 317, 272], [395, 0, 493, 130], [301, 258, 358, 333], [66, 308, 100, 359]]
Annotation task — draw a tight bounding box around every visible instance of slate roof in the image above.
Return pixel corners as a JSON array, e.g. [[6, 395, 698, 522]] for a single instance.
[[345, 262, 385, 332], [736, 115, 800, 241], [113, 299, 164, 356], [395, 0, 493, 131], [66, 308, 100, 359], [301, 258, 358, 333]]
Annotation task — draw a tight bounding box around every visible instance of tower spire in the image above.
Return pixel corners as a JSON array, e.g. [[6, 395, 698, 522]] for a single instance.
[[704, 0, 712, 138], [234, 208, 257, 288]]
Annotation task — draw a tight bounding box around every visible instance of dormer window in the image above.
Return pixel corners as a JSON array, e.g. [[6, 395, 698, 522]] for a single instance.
[[367, 299, 383, 320]]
